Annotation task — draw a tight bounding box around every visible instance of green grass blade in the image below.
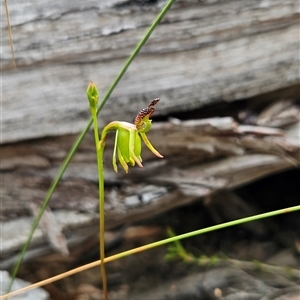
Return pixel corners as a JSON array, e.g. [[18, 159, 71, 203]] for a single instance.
[[6, 125, 91, 293], [7, 0, 177, 292], [3, 205, 299, 299], [109, 205, 300, 261], [96, 0, 177, 113]]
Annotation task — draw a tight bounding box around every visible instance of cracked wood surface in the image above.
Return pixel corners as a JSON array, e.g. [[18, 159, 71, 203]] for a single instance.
[[2, 0, 299, 143], [1, 114, 299, 264], [1, 0, 299, 265]]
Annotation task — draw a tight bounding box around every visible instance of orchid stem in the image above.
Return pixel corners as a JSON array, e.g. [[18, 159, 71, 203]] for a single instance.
[[91, 108, 108, 300], [6, 0, 176, 293]]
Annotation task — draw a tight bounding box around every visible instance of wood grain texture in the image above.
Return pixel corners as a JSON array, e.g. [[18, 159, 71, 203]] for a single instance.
[[2, 0, 299, 143], [1, 114, 299, 263], [1, 0, 299, 266]]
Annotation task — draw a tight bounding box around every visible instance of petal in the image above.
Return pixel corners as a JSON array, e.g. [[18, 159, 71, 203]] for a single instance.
[[134, 131, 142, 159], [117, 128, 131, 162], [140, 132, 163, 158], [129, 129, 143, 167], [117, 147, 129, 173], [112, 131, 118, 173]]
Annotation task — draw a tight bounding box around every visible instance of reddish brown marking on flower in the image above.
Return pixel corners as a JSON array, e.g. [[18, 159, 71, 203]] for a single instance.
[[134, 98, 160, 127]]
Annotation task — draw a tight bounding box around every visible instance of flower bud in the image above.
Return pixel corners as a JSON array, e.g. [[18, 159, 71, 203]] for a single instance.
[[86, 82, 99, 110]]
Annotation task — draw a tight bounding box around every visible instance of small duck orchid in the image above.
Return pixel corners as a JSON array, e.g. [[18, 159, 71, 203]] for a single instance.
[[101, 98, 163, 173]]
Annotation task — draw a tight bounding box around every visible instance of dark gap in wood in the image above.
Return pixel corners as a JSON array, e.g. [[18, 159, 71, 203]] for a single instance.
[[153, 84, 300, 122]]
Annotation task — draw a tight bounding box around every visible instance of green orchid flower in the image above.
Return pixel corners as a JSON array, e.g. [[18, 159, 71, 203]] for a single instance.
[[101, 98, 163, 173], [87, 83, 163, 300]]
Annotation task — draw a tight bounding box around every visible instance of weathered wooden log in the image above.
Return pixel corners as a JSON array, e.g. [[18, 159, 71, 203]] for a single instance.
[[1, 113, 299, 265], [1, 0, 299, 271], [2, 0, 299, 143]]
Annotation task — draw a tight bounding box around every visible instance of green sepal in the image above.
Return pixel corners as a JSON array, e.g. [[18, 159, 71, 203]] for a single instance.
[[134, 132, 142, 161], [117, 128, 131, 163], [140, 132, 163, 158]]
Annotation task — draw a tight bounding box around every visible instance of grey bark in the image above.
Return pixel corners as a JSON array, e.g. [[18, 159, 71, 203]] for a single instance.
[[1, 0, 299, 265], [2, 0, 299, 143], [1, 115, 299, 265]]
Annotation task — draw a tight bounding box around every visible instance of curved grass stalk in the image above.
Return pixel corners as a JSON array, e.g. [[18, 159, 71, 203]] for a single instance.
[[2, 205, 299, 300], [4, 0, 16, 68], [6, 0, 177, 293]]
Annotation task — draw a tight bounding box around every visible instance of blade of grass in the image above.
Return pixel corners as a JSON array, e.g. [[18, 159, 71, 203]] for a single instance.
[[4, 0, 16, 68], [2, 205, 299, 300], [6, 0, 177, 293]]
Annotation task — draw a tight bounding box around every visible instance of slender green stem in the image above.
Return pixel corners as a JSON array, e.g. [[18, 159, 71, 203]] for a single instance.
[[96, 0, 176, 114], [2, 205, 299, 300], [108, 205, 300, 262], [91, 109, 108, 300], [6, 0, 176, 292]]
